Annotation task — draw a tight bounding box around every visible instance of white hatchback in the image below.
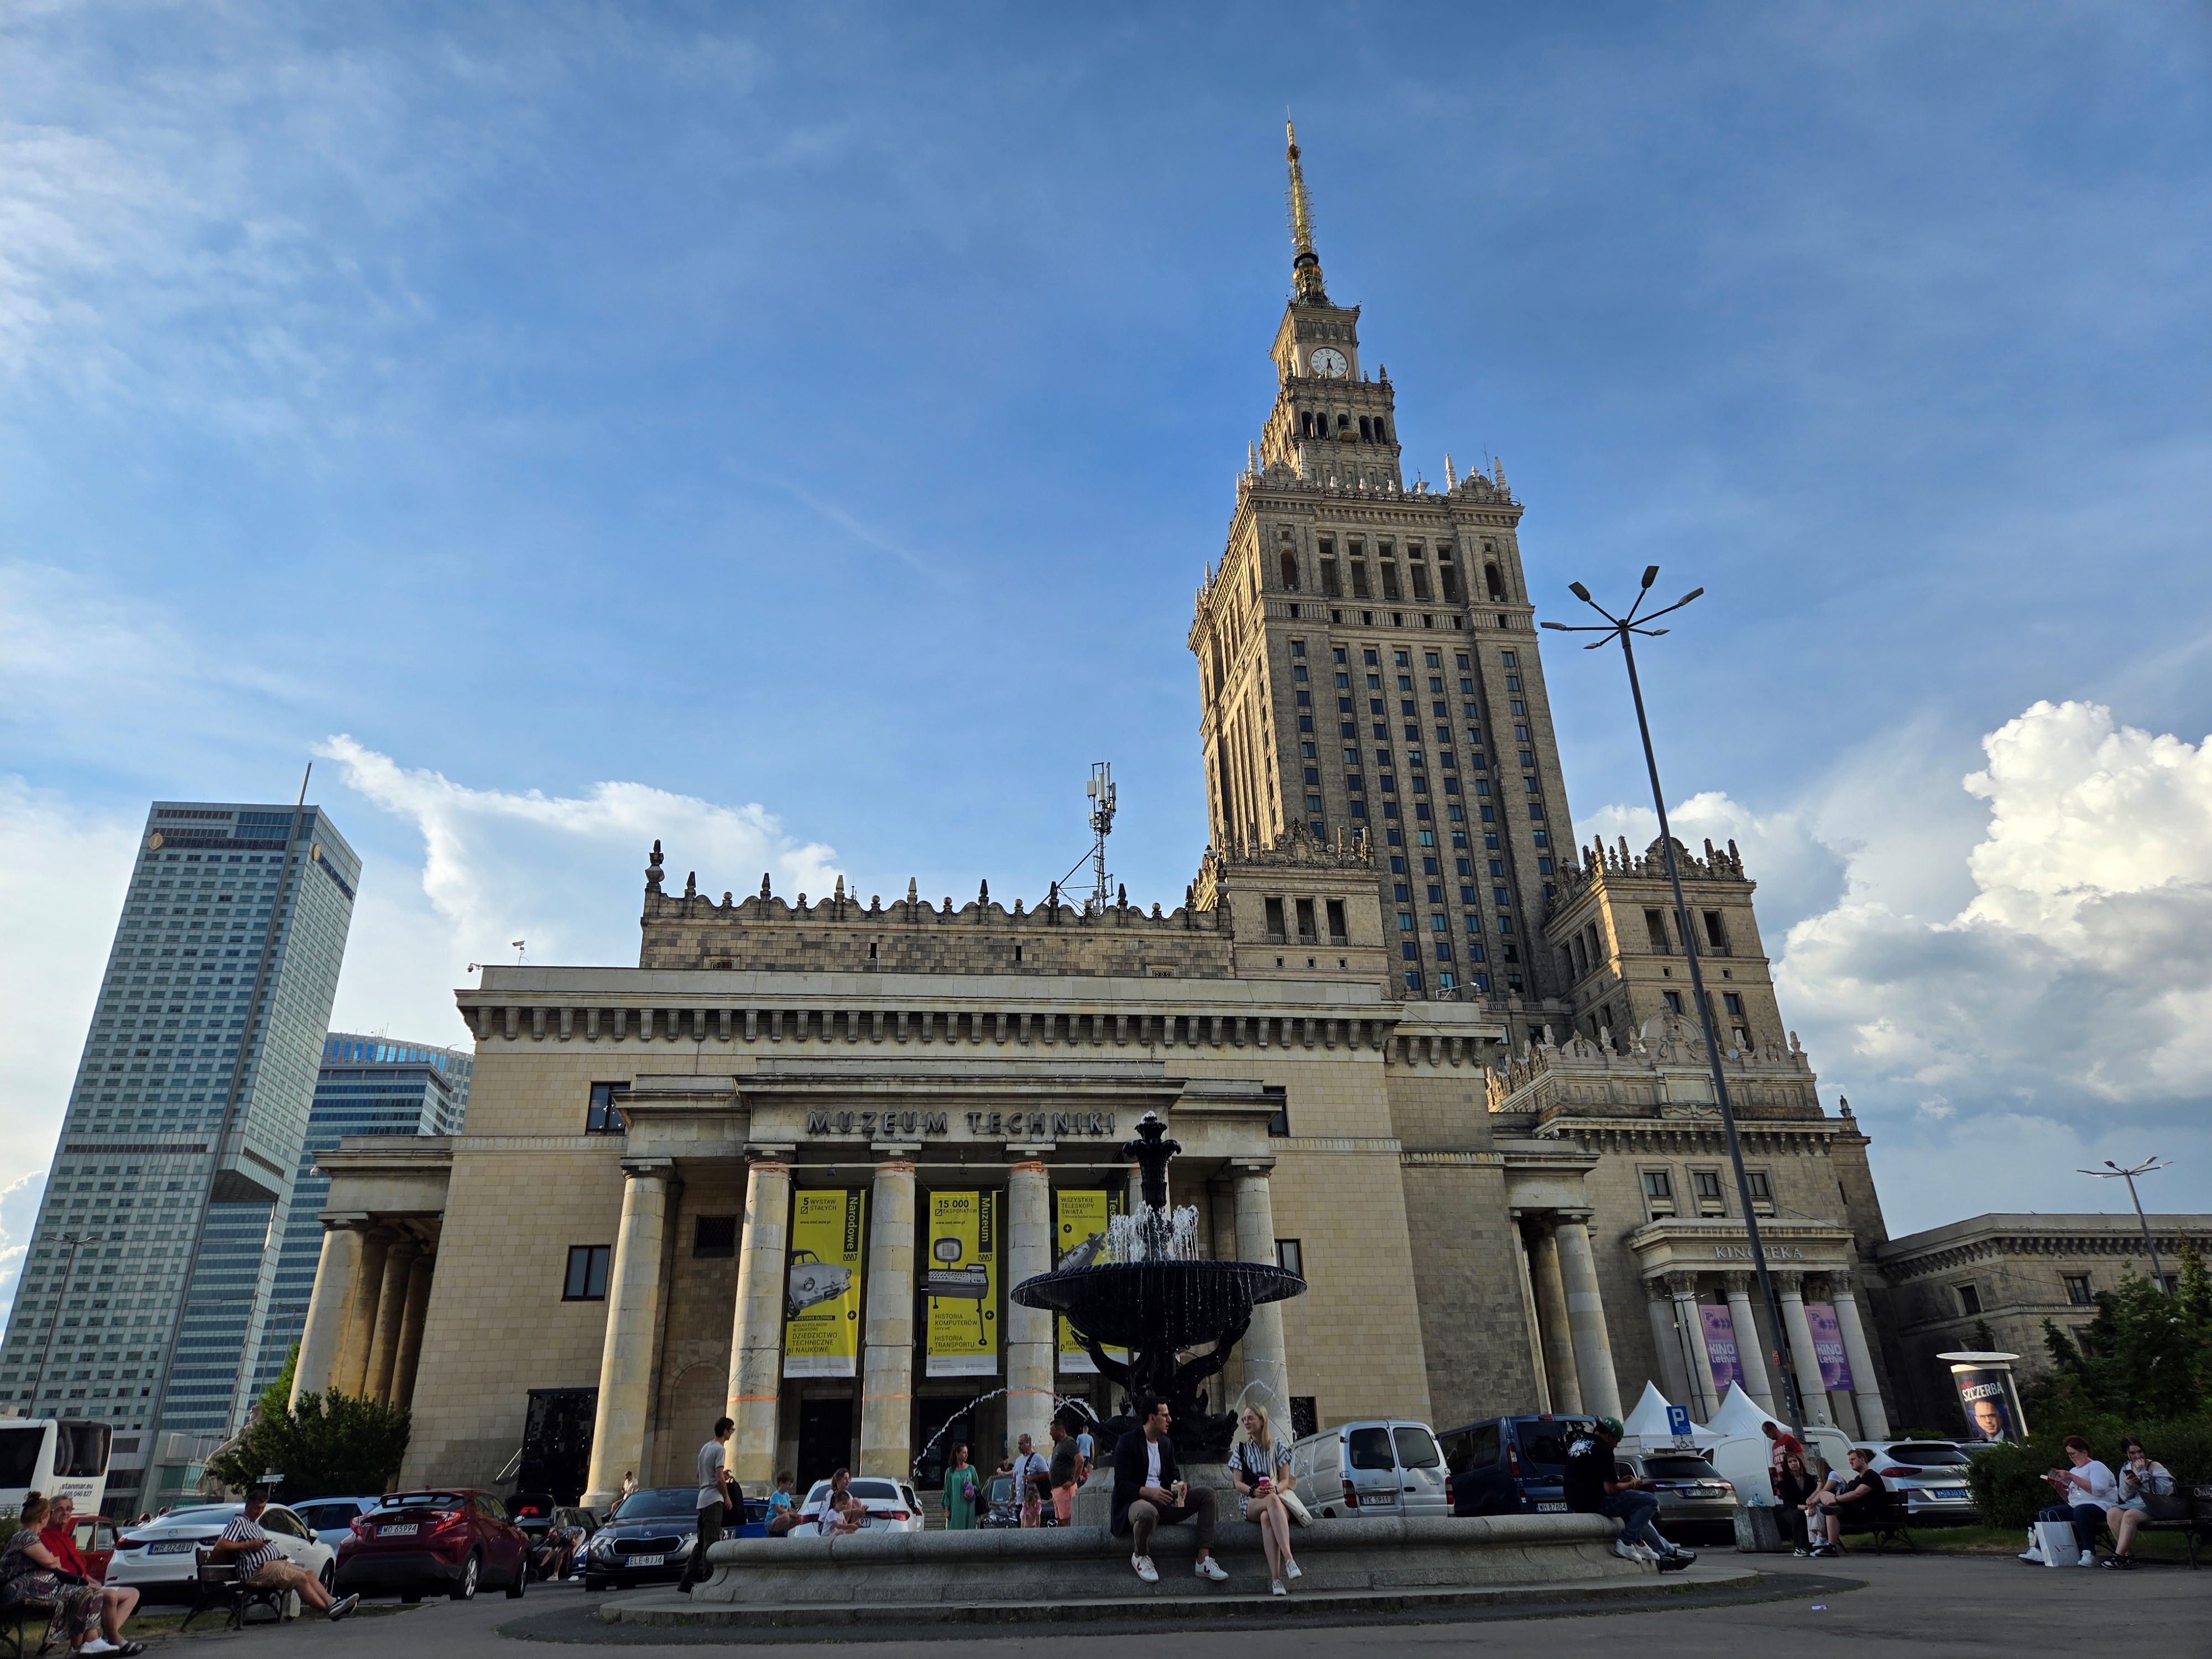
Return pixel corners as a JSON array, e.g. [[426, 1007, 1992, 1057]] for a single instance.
[[105, 1503, 337, 1600], [796, 1477, 925, 1533]]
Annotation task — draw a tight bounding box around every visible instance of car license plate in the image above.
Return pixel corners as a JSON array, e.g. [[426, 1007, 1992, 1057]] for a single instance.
[[149, 1541, 195, 1555], [624, 1554, 665, 1567], [1536, 1502, 1567, 1513], [378, 1524, 419, 1537]]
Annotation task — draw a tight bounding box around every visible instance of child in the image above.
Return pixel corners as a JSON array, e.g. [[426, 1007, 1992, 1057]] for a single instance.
[[766, 1472, 801, 1536]]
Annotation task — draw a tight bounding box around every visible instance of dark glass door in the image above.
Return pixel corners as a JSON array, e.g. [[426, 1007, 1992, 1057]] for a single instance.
[[795, 1398, 854, 1490]]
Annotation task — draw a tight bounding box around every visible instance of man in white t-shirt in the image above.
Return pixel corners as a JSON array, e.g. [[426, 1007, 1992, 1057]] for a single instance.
[[681, 1416, 739, 1594], [2031, 1436, 2120, 1566], [1011, 1433, 1052, 1528], [1109, 1396, 1224, 1584]]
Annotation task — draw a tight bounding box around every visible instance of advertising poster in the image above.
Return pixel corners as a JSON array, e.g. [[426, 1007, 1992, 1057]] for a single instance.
[[1699, 1305, 1743, 1394], [1055, 1188, 1128, 1373], [925, 1190, 999, 1378], [1952, 1365, 2021, 1443], [1805, 1303, 1855, 1391], [782, 1189, 867, 1378]]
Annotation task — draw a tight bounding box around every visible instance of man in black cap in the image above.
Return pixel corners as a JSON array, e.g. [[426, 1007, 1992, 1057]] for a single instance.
[[1563, 1416, 1695, 1571]]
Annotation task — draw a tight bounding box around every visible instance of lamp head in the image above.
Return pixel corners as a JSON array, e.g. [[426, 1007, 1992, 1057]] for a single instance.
[[1540, 620, 1568, 631], [1681, 587, 1705, 605], [1568, 581, 1592, 603], [1641, 565, 1660, 589]]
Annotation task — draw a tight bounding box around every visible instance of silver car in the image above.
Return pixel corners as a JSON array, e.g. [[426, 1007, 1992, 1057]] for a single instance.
[[1858, 1439, 1978, 1524], [1619, 1450, 1739, 1545]]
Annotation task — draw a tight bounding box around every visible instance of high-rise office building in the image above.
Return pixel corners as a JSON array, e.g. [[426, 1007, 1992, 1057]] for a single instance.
[[0, 800, 357, 1509], [249, 1034, 471, 1397]]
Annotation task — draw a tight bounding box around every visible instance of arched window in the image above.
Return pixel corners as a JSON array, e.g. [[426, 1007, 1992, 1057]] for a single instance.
[[1375, 419, 1390, 444], [1358, 416, 1373, 442], [1279, 550, 1300, 590], [1484, 564, 1506, 601]]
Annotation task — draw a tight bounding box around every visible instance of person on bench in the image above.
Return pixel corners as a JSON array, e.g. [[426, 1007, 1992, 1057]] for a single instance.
[[213, 1493, 358, 1622], [2103, 1437, 2176, 1570], [42, 1498, 141, 1653], [0, 1491, 132, 1656], [1112, 1396, 1226, 1585], [1805, 1447, 1886, 1558]]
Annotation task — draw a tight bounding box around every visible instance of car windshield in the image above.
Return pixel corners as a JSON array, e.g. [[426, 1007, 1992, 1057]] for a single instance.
[[1642, 1457, 1724, 1480], [1394, 1426, 1441, 1470], [155, 1507, 237, 1528], [1884, 1444, 1971, 1466], [610, 1489, 700, 1520]]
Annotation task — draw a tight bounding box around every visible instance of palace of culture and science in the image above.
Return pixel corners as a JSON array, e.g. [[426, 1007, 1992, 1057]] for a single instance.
[[286, 131, 1901, 1504]]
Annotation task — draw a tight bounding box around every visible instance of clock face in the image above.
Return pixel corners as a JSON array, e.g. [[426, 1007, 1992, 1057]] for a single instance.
[[1310, 347, 1348, 378]]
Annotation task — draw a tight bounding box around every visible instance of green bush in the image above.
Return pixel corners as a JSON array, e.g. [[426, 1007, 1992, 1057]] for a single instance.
[[202, 1344, 411, 1503], [1965, 1417, 2212, 1530]]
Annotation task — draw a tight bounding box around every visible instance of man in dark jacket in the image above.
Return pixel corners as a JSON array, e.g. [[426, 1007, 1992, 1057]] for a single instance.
[[1110, 1395, 1225, 1584]]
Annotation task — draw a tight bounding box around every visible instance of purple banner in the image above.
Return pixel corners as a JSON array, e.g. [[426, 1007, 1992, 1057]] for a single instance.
[[1700, 1304, 1743, 1393], [1806, 1303, 1854, 1390]]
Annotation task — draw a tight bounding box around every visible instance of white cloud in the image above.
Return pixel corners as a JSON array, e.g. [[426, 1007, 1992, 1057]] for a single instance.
[[319, 736, 847, 1042], [0, 1170, 51, 1336], [1587, 700, 2212, 1231]]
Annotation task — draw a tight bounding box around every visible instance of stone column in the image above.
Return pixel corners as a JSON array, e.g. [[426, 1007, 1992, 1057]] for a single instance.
[[1724, 1273, 1776, 1412], [1829, 1279, 1890, 1439], [724, 1153, 793, 1486], [1004, 1158, 1056, 1452], [859, 1157, 919, 1477], [362, 1238, 418, 1404], [1667, 1272, 1717, 1421], [1527, 1223, 1581, 1413], [583, 1161, 675, 1508], [334, 1227, 393, 1397], [1512, 1223, 1553, 1410], [1775, 1274, 1832, 1426], [389, 1251, 437, 1412], [290, 1219, 368, 1408], [1644, 1282, 1691, 1407], [1553, 1215, 1623, 1420], [1232, 1162, 1292, 1420]]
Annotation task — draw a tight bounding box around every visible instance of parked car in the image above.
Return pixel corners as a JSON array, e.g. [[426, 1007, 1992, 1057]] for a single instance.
[[505, 1491, 561, 1552], [289, 1496, 380, 1552], [580, 1486, 763, 1590], [796, 1475, 925, 1533], [69, 1515, 119, 1584], [1618, 1449, 1738, 1545], [335, 1488, 530, 1603], [1856, 1440, 1978, 1524], [1440, 1415, 1598, 1517], [105, 1503, 335, 1601], [1287, 1420, 1448, 1519]]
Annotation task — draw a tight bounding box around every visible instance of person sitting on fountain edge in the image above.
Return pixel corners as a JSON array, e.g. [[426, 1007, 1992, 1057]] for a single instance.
[[1563, 1417, 1694, 1571], [1113, 1394, 1227, 1584]]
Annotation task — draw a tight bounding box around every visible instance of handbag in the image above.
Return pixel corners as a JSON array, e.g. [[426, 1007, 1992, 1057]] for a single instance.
[[2032, 1519, 2078, 1566], [1281, 1490, 1314, 1527]]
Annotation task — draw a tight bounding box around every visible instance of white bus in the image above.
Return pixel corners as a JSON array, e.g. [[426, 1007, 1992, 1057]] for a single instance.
[[0, 1418, 113, 1519]]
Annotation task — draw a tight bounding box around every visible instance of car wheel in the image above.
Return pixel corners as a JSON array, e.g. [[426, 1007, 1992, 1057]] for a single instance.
[[451, 1551, 480, 1602], [319, 1561, 336, 1593], [505, 1553, 527, 1600]]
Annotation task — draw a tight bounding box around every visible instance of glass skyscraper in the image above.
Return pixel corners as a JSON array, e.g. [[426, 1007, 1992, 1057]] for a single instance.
[[0, 800, 357, 1511], [249, 1034, 471, 1397]]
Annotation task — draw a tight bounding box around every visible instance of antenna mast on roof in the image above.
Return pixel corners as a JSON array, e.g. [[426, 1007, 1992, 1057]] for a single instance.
[[1085, 762, 1117, 915]]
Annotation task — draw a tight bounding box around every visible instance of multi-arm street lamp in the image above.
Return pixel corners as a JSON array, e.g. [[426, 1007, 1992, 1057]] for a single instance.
[[2078, 1156, 2174, 1293], [26, 1231, 98, 1417], [1543, 566, 1811, 1440]]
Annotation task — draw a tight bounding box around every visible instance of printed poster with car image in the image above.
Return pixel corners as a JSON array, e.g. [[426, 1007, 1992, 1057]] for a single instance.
[[783, 1188, 867, 1377], [1055, 1187, 1128, 1373], [925, 1189, 998, 1377]]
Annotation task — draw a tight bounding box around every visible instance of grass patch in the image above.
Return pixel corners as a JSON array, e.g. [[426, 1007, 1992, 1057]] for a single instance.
[[1900, 1524, 2196, 1562]]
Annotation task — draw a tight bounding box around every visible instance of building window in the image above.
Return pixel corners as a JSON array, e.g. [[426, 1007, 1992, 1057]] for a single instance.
[[1956, 1283, 1983, 1317], [564, 1245, 612, 1301], [693, 1215, 738, 1258], [1745, 1171, 1775, 1215], [1290, 1396, 1319, 1438], [586, 1083, 629, 1134], [1702, 910, 1730, 953], [2063, 1274, 2093, 1306], [1692, 1170, 1726, 1215], [1723, 992, 1745, 1016], [1644, 909, 1670, 953], [1276, 1238, 1304, 1277], [1265, 1087, 1290, 1138], [1641, 1170, 1676, 1218], [1662, 991, 1684, 1014]]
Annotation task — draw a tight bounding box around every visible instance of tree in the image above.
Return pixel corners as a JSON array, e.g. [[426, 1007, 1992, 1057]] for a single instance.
[[2023, 1245, 2211, 1423], [206, 1347, 411, 1502]]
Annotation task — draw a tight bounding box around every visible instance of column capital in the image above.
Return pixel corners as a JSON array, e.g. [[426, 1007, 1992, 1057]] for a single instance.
[[1004, 1155, 1049, 1174], [1664, 1271, 1702, 1298], [1004, 1145, 1053, 1161], [1549, 1208, 1595, 1225], [619, 1158, 677, 1180], [1644, 1279, 1674, 1305], [873, 1141, 924, 1157], [1230, 1157, 1278, 1176], [743, 1145, 796, 1165], [872, 1155, 917, 1174], [1827, 1273, 1862, 1303], [322, 1212, 374, 1230], [1724, 1272, 1755, 1296], [1773, 1270, 1805, 1295]]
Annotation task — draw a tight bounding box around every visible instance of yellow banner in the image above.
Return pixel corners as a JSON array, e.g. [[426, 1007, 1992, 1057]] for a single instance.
[[1056, 1188, 1127, 1373], [924, 1190, 999, 1378], [782, 1189, 866, 1378]]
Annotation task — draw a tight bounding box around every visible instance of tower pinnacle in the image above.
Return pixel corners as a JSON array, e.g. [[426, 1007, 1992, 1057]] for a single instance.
[[1285, 120, 1329, 306]]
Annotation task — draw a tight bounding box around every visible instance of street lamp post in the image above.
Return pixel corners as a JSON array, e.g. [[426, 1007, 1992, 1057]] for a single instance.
[[27, 1231, 98, 1417], [1543, 567, 1812, 1439], [2078, 1157, 2173, 1293]]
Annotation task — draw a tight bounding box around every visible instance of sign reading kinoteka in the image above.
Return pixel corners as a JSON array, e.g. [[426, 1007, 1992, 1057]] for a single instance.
[[803, 1108, 1120, 1141]]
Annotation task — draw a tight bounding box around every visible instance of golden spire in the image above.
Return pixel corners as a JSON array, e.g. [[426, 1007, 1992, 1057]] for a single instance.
[[1285, 119, 1329, 305]]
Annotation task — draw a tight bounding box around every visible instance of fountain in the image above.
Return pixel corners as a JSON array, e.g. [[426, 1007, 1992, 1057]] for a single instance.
[[1010, 1112, 1304, 1461]]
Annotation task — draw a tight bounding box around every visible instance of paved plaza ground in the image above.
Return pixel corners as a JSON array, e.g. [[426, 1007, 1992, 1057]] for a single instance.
[[107, 1552, 2205, 1655]]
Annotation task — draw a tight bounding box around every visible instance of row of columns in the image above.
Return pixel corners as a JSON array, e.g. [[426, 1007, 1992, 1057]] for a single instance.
[[1645, 1270, 1887, 1437], [1512, 1212, 1623, 1421], [578, 1151, 1292, 1507], [290, 1219, 436, 1411]]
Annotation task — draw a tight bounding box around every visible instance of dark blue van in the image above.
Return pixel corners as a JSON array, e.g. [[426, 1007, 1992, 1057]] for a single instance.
[[1438, 1415, 1597, 1517]]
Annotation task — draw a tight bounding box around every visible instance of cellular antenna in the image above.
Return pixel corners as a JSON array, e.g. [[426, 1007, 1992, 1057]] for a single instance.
[[1057, 761, 1120, 916]]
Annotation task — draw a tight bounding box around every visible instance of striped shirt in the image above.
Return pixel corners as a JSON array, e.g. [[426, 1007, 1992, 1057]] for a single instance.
[[221, 1512, 281, 1576]]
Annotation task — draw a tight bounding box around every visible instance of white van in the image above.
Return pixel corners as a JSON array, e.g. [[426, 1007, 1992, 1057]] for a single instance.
[[1287, 1420, 1448, 1519]]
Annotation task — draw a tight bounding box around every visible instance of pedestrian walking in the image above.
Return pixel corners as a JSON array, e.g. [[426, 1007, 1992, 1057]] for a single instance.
[[1010, 1433, 1051, 1528], [681, 1416, 740, 1595], [943, 1445, 982, 1530], [1047, 1417, 1082, 1525]]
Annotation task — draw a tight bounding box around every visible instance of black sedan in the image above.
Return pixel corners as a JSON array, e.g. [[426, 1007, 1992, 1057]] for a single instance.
[[580, 1488, 770, 1591]]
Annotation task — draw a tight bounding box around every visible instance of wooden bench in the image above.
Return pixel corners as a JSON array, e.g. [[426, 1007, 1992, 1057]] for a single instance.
[[0, 1598, 59, 1659], [179, 1547, 290, 1632], [1834, 1494, 1917, 1553], [2117, 1486, 2212, 1569]]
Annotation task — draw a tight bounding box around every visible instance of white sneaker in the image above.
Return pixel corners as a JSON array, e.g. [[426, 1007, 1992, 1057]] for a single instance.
[[2018, 1547, 2044, 1563], [1613, 1538, 1644, 1563], [1195, 1556, 1228, 1582], [1131, 1554, 1159, 1584], [1271, 1579, 1286, 1597], [80, 1644, 120, 1657], [2079, 1550, 2095, 1568], [1283, 1558, 1302, 1580]]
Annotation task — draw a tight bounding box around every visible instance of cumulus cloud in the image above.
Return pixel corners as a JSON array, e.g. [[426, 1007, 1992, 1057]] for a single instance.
[[319, 736, 847, 1041]]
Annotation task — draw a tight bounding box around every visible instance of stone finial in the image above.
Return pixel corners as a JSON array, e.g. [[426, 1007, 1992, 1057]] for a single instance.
[[647, 840, 665, 893], [1185, 883, 1196, 907], [1494, 455, 1507, 491], [1838, 1095, 1852, 1117], [942, 895, 952, 915], [870, 894, 881, 912], [906, 877, 919, 905], [796, 893, 807, 911], [1117, 883, 1126, 907], [759, 872, 771, 899], [834, 874, 846, 900], [684, 870, 697, 899], [979, 878, 989, 904], [1443, 453, 1457, 489], [722, 891, 732, 906], [1013, 897, 1024, 916], [1151, 902, 1162, 918]]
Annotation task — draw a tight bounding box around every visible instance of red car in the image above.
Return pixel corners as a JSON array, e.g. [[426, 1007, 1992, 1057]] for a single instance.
[[335, 1489, 529, 1603]]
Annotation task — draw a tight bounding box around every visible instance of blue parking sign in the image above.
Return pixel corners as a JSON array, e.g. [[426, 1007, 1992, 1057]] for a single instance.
[[1665, 1405, 1693, 1439]]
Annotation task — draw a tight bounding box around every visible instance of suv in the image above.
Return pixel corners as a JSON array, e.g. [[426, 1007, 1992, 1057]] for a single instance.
[[1441, 1415, 1597, 1517], [1619, 1448, 1738, 1545], [335, 1489, 529, 1603], [1858, 1440, 1978, 1524]]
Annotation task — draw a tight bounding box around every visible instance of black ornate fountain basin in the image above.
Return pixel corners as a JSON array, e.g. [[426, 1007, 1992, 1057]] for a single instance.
[[1009, 1259, 1305, 1352]]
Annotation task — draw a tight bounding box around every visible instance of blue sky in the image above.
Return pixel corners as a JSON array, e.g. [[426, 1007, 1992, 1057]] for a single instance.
[[4, 4, 2210, 1313]]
